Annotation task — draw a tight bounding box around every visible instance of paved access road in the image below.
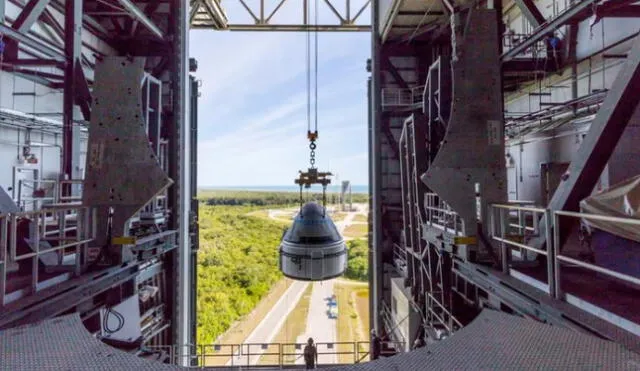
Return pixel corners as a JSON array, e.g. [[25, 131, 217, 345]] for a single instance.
[[226, 280, 309, 366], [295, 278, 338, 366]]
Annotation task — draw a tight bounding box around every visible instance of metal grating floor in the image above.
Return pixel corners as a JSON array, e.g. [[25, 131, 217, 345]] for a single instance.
[[0, 314, 181, 370], [333, 309, 640, 371], [2, 309, 640, 370]]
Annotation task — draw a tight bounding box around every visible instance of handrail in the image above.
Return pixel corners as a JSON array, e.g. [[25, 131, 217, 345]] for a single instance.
[[149, 340, 400, 368], [555, 210, 640, 226], [381, 85, 425, 107], [491, 203, 546, 213], [553, 210, 640, 300], [490, 202, 640, 328], [0, 206, 95, 306], [490, 204, 554, 296]]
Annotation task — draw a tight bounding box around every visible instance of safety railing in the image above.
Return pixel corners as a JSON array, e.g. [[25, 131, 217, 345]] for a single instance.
[[502, 32, 547, 57], [16, 178, 84, 210], [392, 243, 407, 275], [16, 179, 57, 211], [425, 292, 462, 335], [58, 179, 84, 203], [148, 340, 402, 368], [553, 211, 640, 300], [490, 203, 640, 322], [0, 205, 95, 306], [490, 203, 555, 295], [424, 193, 464, 236], [502, 0, 574, 57], [381, 85, 425, 108]]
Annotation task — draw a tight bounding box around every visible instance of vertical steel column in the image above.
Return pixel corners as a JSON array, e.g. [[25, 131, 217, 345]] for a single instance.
[[553, 212, 562, 299], [169, 0, 191, 360], [500, 208, 508, 273], [62, 0, 82, 195], [189, 74, 199, 356], [533, 35, 640, 250], [367, 76, 375, 335], [370, 0, 383, 335], [544, 210, 555, 298]]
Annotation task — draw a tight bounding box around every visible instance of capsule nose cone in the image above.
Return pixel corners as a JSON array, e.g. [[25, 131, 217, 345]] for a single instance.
[[279, 202, 348, 281]]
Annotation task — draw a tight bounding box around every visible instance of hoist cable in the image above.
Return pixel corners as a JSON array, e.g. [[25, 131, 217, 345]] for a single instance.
[[306, 1, 311, 135], [314, 0, 319, 134]]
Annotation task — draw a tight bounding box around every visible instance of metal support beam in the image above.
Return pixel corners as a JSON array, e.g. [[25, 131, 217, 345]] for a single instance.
[[371, 0, 383, 337], [115, 0, 164, 40], [74, 63, 91, 121], [598, 5, 640, 18], [382, 123, 399, 160], [191, 0, 370, 31], [383, 57, 410, 90], [62, 0, 82, 194], [0, 264, 140, 329], [440, 0, 455, 13], [531, 35, 640, 252], [501, 0, 599, 62], [513, 0, 545, 28], [0, 23, 66, 61], [550, 36, 640, 211], [11, 0, 51, 31], [5, 58, 62, 67]]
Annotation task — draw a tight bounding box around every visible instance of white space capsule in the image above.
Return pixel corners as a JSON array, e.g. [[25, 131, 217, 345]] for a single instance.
[[279, 202, 348, 281]]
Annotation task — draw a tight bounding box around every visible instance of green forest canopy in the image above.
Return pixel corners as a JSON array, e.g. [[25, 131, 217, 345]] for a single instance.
[[198, 189, 369, 206]]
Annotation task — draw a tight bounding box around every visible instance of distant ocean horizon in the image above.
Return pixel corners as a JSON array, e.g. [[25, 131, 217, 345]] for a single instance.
[[200, 184, 369, 194]]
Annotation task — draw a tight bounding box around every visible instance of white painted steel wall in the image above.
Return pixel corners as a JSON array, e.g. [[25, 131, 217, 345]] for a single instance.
[[503, 0, 640, 205]]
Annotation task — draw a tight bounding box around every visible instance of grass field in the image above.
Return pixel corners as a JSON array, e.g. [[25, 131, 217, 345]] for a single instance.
[[343, 223, 368, 239], [258, 284, 313, 365], [335, 280, 369, 364]]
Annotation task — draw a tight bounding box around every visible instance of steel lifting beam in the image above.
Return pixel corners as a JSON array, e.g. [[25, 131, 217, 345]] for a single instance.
[[513, 0, 545, 28], [502, 0, 600, 62], [115, 0, 164, 40]]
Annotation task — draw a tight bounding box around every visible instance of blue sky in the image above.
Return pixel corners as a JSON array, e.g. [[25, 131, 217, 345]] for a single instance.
[[189, 1, 371, 186]]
